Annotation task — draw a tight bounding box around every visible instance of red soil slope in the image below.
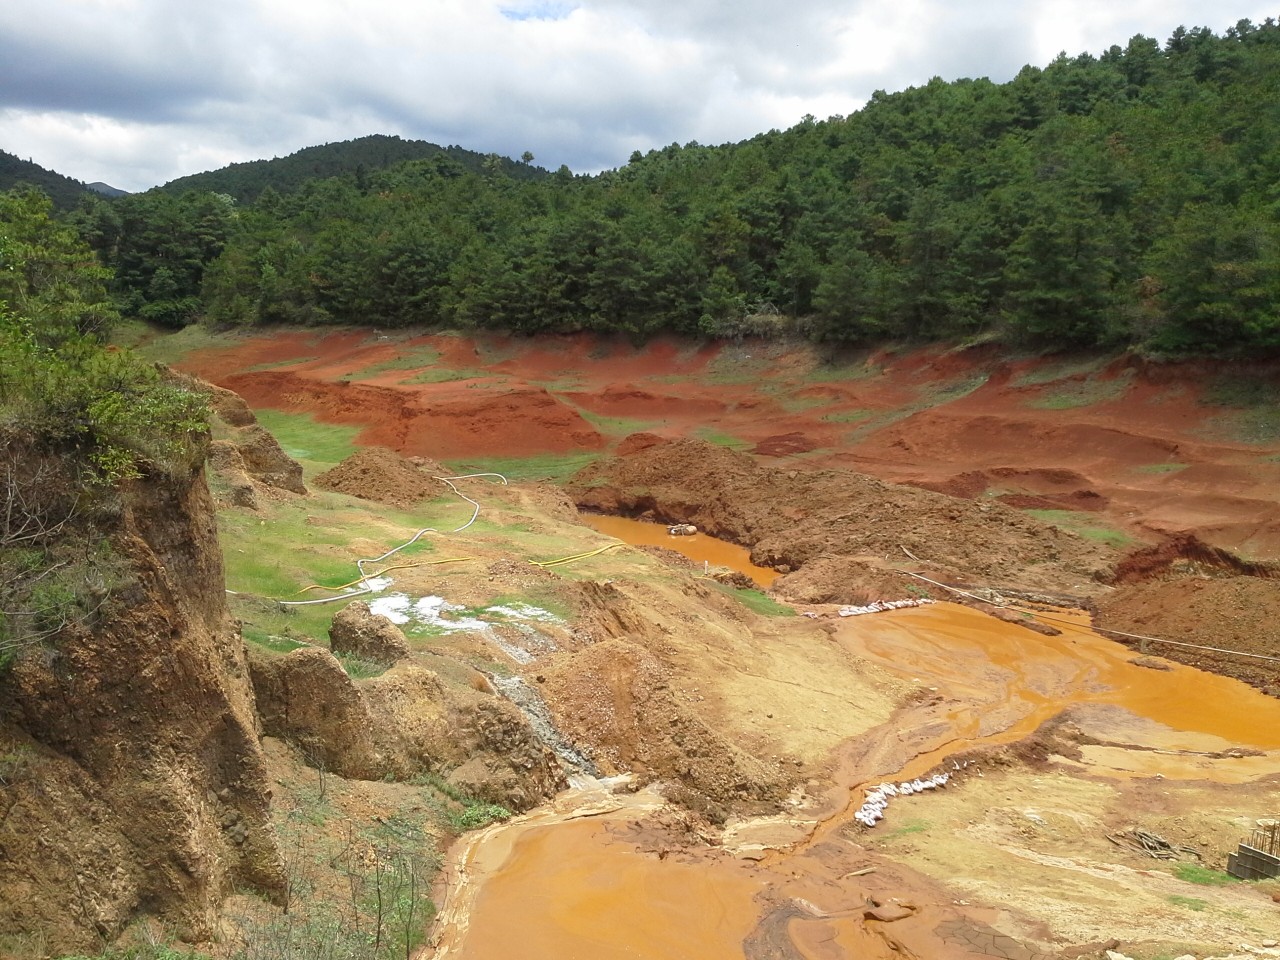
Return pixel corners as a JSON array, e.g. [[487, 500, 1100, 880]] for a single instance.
[[177, 330, 1280, 562]]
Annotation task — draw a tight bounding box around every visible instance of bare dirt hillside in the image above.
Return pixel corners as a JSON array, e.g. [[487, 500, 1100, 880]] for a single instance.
[[172, 330, 1280, 564], [168, 329, 1280, 694], [566, 434, 1115, 598], [14, 352, 1273, 960]]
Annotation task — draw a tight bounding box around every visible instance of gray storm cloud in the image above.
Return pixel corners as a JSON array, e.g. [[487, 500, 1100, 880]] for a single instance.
[[0, 0, 1270, 191]]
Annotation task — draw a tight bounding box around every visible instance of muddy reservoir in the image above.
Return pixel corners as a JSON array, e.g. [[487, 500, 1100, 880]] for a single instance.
[[582, 514, 780, 587]]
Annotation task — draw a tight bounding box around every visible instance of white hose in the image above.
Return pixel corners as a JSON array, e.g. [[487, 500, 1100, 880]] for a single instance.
[[258, 472, 509, 607]]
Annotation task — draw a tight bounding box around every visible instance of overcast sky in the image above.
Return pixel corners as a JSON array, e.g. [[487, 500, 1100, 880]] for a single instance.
[[0, 0, 1272, 193]]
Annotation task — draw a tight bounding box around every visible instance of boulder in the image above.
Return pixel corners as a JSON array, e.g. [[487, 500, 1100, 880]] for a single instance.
[[329, 601, 411, 664], [248, 646, 384, 779]]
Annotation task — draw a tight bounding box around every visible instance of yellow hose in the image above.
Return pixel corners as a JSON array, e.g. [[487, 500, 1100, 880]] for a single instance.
[[528, 542, 625, 568]]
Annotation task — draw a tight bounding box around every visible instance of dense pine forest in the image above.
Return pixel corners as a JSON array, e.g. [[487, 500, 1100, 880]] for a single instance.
[[11, 20, 1280, 355]]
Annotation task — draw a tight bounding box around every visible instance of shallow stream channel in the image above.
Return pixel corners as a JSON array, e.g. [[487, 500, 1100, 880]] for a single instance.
[[428, 523, 1280, 959]]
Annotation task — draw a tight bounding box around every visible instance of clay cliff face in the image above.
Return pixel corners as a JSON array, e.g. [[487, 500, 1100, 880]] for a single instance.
[[0, 445, 283, 952]]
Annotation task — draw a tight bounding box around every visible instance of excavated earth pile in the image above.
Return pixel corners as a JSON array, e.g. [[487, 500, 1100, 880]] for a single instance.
[[314, 447, 445, 508], [567, 434, 1117, 598]]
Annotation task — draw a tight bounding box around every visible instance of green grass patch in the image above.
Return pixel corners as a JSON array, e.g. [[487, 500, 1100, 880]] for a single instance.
[[776, 393, 833, 413], [242, 355, 318, 372], [1201, 375, 1278, 409], [575, 409, 660, 437], [1024, 509, 1135, 548], [219, 503, 362, 596], [106, 317, 160, 351], [335, 653, 389, 679], [413, 771, 513, 833], [131, 323, 229, 367], [1134, 463, 1189, 475], [346, 347, 442, 380], [694, 426, 750, 448], [1203, 407, 1280, 444], [1173, 863, 1239, 886], [242, 626, 307, 654], [703, 352, 774, 385], [923, 374, 989, 404], [400, 366, 490, 384], [538, 374, 588, 391], [801, 349, 888, 383], [251, 409, 360, 473], [708, 583, 794, 616], [881, 818, 930, 839], [232, 594, 339, 648], [1011, 355, 1110, 388], [1028, 371, 1133, 410], [447, 451, 601, 483], [1166, 894, 1209, 912], [218, 486, 474, 648], [822, 408, 873, 424]]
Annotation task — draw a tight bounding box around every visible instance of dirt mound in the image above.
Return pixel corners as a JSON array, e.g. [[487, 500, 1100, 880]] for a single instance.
[[329, 600, 410, 664], [199, 379, 306, 497], [314, 447, 443, 508], [567, 436, 1116, 596], [249, 646, 385, 779], [207, 383, 259, 427], [1109, 534, 1280, 584], [208, 439, 261, 508], [772, 556, 920, 606], [249, 647, 564, 810], [536, 637, 787, 807], [361, 666, 565, 811], [234, 425, 306, 493], [1093, 576, 1280, 694]]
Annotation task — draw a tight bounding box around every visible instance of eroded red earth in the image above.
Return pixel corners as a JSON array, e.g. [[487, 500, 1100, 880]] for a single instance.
[[179, 329, 1280, 561]]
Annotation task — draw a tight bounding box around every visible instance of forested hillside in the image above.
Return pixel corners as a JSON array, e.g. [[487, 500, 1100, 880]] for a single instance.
[[158, 134, 549, 203], [0, 150, 91, 209], [62, 19, 1280, 354]]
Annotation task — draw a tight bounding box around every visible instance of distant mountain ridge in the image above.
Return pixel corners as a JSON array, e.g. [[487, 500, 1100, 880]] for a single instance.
[[0, 150, 92, 209], [86, 181, 129, 198], [158, 133, 549, 203]]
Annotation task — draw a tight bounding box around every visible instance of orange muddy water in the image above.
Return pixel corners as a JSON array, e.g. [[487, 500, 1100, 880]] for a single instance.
[[581, 514, 781, 587], [431, 597, 1280, 959]]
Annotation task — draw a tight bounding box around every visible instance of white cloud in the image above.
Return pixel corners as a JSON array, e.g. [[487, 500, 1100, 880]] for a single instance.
[[0, 0, 1273, 192]]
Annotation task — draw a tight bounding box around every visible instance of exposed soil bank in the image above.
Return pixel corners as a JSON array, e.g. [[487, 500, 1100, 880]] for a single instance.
[[175, 330, 1280, 563], [567, 434, 1115, 597]]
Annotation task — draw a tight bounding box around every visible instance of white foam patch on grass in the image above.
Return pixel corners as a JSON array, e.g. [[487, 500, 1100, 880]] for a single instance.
[[369, 595, 490, 632], [366, 594, 562, 666]]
